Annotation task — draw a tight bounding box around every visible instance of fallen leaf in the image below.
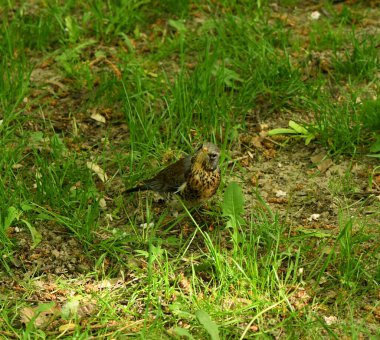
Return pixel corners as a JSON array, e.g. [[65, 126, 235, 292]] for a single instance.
[[317, 159, 333, 173], [20, 303, 59, 329], [275, 190, 287, 198], [22, 219, 42, 249], [262, 148, 276, 159], [179, 273, 191, 293], [251, 136, 263, 149], [250, 325, 259, 332], [12, 163, 23, 169], [311, 153, 333, 172], [250, 174, 259, 186], [90, 112, 106, 124], [323, 315, 338, 325], [86, 162, 108, 182], [310, 11, 321, 20], [99, 197, 107, 209], [104, 59, 122, 79], [61, 297, 97, 319], [307, 213, 320, 221], [374, 175, 380, 185], [296, 228, 331, 238], [86, 278, 124, 292], [267, 197, 287, 204], [310, 153, 325, 164], [59, 323, 76, 332], [139, 222, 155, 229], [288, 287, 311, 310]]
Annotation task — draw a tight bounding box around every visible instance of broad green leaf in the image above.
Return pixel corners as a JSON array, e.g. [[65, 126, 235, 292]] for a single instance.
[[135, 250, 149, 258], [22, 219, 42, 249], [267, 128, 298, 136], [4, 206, 21, 230], [168, 19, 187, 34], [29, 131, 44, 142], [169, 302, 193, 318], [172, 327, 195, 339], [305, 134, 315, 145], [65, 16, 80, 43], [36, 302, 56, 312], [195, 310, 220, 340], [289, 120, 309, 135], [222, 182, 245, 219], [21, 203, 34, 212], [213, 65, 243, 88], [297, 228, 332, 238], [119, 32, 135, 53], [369, 135, 380, 153], [61, 296, 82, 319], [22, 302, 57, 330]]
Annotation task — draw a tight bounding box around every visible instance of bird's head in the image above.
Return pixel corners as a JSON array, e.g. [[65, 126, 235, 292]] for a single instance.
[[192, 142, 220, 172]]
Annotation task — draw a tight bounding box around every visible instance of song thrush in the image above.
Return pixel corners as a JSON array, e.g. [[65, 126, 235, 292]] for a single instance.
[[126, 142, 221, 203]]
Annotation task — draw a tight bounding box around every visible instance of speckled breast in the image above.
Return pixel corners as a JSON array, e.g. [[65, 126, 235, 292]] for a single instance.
[[181, 168, 221, 202]]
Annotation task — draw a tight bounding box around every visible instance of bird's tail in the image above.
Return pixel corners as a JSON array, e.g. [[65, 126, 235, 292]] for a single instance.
[[125, 185, 149, 194]]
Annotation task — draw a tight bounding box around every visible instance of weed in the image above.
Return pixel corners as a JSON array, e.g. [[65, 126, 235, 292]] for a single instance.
[[0, 1, 379, 338]]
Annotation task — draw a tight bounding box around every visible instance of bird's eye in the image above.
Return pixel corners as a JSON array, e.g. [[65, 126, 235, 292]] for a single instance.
[[209, 153, 217, 160]]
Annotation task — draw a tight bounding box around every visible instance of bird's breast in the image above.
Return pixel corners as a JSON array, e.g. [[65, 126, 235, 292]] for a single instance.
[[183, 168, 221, 200]]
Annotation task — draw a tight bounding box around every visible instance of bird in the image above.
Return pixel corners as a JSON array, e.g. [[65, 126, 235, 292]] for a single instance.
[[125, 142, 221, 203]]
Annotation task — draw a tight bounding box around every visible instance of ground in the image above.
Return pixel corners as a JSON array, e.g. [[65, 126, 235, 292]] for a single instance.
[[1, 0, 379, 339]]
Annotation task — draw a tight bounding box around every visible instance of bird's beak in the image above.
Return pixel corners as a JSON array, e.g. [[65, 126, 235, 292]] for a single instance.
[[211, 159, 218, 170]]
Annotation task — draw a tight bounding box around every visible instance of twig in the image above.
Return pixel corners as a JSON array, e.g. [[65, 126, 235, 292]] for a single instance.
[[87, 320, 144, 339], [345, 191, 380, 197], [0, 331, 18, 339], [227, 155, 249, 165], [45, 320, 144, 338], [263, 136, 285, 147], [227, 150, 256, 166]]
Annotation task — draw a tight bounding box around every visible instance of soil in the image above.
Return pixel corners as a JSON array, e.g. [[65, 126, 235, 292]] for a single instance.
[[1, 1, 379, 337]]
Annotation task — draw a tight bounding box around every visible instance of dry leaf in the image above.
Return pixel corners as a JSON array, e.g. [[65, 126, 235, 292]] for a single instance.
[[307, 213, 320, 221], [275, 190, 287, 198], [59, 323, 77, 332], [61, 297, 97, 319], [323, 315, 338, 325], [20, 304, 59, 329], [267, 197, 287, 204], [262, 148, 276, 159], [288, 288, 311, 310], [311, 153, 333, 173], [317, 159, 333, 173], [179, 273, 191, 293], [90, 112, 106, 124], [310, 11, 321, 20], [310, 153, 325, 164], [140, 222, 155, 229], [12, 163, 23, 169], [86, 278, 124, 292], [374, 175, 380, 185], [20, 307, 36, 324], [251, 136, 263, 149], [86, 162, 108, 182], [104, 59, 122, 79], [250, 174, 259, 186], [250, 325, 259, 332], [99, 197, 107, 209]]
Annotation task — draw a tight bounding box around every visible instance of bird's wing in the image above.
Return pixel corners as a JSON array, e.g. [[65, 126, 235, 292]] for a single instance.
[[144, 155, 192, 193]]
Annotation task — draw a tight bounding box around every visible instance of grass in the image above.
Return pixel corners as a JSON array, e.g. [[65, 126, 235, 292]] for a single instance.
[[1, 0, 379, 338]]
